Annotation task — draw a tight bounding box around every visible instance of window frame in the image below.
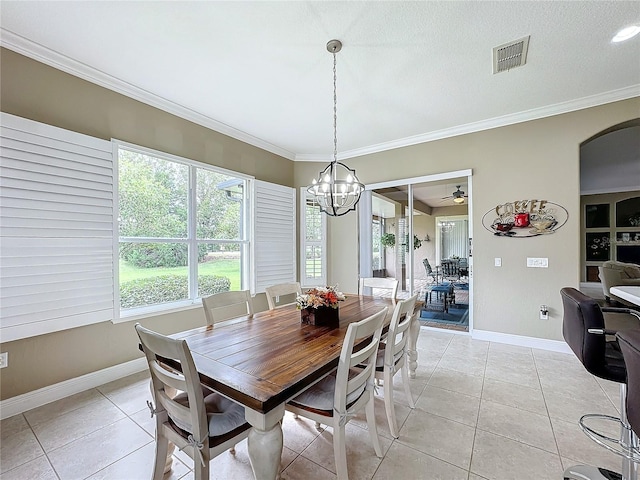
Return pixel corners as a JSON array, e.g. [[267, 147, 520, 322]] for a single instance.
[[113, 140, 253, 321], [300, 188, 327, 288]]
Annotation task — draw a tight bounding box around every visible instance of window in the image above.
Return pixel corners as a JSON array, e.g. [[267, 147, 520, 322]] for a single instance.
[[1, 114, 295, 339], [372, 217, 383, 271], [300, 190, 326, 288], [117, 143, 250, 316]]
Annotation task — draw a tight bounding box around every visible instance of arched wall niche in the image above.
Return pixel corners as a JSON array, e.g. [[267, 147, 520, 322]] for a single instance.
[[580, 119, 640, 285]]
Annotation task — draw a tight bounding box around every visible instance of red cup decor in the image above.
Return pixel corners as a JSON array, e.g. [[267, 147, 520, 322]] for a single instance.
[[514, 212, 530, 228]]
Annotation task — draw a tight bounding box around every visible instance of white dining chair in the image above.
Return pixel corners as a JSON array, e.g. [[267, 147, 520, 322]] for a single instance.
[[358, 277, 399, 302], [202, 290, 254, 325], [265, 282, 303, 310], [285, 307, 387, 480], [373, 293, 418, 438], [135, 324, 251, 480]]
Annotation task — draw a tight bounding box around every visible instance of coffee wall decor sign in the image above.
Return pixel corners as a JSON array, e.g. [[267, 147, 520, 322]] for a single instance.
[[482, 199, 568, 237]]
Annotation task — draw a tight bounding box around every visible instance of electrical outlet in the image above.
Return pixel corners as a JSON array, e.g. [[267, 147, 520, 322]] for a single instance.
[[539, 305, 549, 320], [527, 257, 548, 268], [0, 352, 8, 369]]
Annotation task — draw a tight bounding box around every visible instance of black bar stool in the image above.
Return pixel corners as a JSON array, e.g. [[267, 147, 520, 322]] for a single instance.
[[561, 287, 640, 480]]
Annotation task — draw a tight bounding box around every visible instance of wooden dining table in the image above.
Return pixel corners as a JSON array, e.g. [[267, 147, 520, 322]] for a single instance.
[[167, 294, 421, 480]]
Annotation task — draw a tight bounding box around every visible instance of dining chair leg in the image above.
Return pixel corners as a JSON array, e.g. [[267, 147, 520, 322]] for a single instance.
[[383, 370, 399, 438], [333, 421, 349, 480], [152, 430, 170, 480], [400, 362, 415, 409], [194, 461, 209, 480], [365, 396, 383, 457], [149, 379, 176, 474]]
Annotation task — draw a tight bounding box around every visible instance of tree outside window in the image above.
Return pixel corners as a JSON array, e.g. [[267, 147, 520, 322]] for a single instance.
[[118, 147, 247, 311]]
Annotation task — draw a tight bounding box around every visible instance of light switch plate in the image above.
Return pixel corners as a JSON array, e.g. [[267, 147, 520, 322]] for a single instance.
[[0, 353, 7, 369], [527, 257, 548, 268], [494, 258, 502, 267]]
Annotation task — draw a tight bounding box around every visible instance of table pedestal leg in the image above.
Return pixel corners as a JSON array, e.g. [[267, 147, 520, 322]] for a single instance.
[[246, 405, 285, 480], [407, 314, 420, 378]]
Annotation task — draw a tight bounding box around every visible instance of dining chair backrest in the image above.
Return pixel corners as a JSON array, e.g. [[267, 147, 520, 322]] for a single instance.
[[285, 307, 387, 479], [441, 259, 460, 281], [422, 258, 438, 283], [377, 293, 418, 437], [135, 323, 250, 480], [423, 258, 433, 275], [265, 282, 303, 310], [136, 323, 208, 446], [202, 290, 254, 325], [335, 307, 387, 415], [385, 293, 419, 369], [358, 277, 399, 301]]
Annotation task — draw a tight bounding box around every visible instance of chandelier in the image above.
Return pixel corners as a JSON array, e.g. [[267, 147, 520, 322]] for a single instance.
[[439, 221, 455, 233], [307, 40, 364, 216]]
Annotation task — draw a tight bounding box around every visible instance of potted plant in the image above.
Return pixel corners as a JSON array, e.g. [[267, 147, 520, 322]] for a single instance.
[[296, 285, 345, 328], [380, 233, 422, 250], [380, 233, 396, 248]]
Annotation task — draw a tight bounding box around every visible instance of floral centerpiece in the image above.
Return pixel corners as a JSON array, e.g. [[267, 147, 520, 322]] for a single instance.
[[296, 286, 345, 327]]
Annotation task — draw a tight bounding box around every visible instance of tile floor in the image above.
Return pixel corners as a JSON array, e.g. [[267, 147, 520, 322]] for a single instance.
[[0, 328, 628, 480]]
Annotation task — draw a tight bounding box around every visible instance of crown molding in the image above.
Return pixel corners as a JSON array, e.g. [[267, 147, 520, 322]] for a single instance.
[[296, 85, 640, 162], [295, 153, 332, 162], [3, 29, 638, 164], [0, 29, 296, 161]]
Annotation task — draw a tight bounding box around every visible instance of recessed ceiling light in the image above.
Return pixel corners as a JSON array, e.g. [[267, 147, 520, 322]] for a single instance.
[[612, 25, 640, 42]]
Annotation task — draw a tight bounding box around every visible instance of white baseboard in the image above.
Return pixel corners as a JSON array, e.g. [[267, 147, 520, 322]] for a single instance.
[[0, 357, 147, 420], [472, 329, 572, 354]]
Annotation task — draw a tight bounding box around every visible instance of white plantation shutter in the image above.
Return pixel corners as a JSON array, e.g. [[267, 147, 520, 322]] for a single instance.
[[0, 113, 114, 342], [253, 180, 296, 293]]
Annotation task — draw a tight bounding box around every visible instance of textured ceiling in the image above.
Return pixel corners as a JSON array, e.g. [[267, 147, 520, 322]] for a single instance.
[[1, 1, 639, 161]]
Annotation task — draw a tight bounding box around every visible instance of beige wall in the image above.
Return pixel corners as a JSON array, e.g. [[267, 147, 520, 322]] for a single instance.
[[295, 98, 640, 340], [1, 47, 639, 400], [0, 48, 293, 185], [0, 49, 291, 400]]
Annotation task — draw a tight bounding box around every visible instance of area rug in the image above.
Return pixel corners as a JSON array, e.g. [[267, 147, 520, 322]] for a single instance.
[[419, 303, 469, 326]]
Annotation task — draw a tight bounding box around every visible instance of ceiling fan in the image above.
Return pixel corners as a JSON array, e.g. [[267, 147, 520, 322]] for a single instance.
[[441, 185, 468, 204]]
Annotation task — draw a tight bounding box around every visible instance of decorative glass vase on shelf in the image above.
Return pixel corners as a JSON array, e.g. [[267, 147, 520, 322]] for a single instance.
[[296, 286, 345, 328]]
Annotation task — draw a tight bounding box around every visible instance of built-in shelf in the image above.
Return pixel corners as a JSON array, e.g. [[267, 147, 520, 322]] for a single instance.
[[581, 193, 640, 283]]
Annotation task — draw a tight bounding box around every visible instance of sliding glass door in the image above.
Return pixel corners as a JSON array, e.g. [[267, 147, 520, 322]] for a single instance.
[[358, 170, 473, 323]]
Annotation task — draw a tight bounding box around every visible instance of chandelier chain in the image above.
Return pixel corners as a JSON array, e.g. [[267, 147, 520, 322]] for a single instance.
[[332, 49, 338, 163], [306, 39, 364, 216]]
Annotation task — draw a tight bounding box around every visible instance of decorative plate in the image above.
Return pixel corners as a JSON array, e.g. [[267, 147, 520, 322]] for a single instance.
[[482, 200, 568, 238]]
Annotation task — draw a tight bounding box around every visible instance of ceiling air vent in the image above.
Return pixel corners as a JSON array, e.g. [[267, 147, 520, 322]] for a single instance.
[[493, 36, 530, 74]]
